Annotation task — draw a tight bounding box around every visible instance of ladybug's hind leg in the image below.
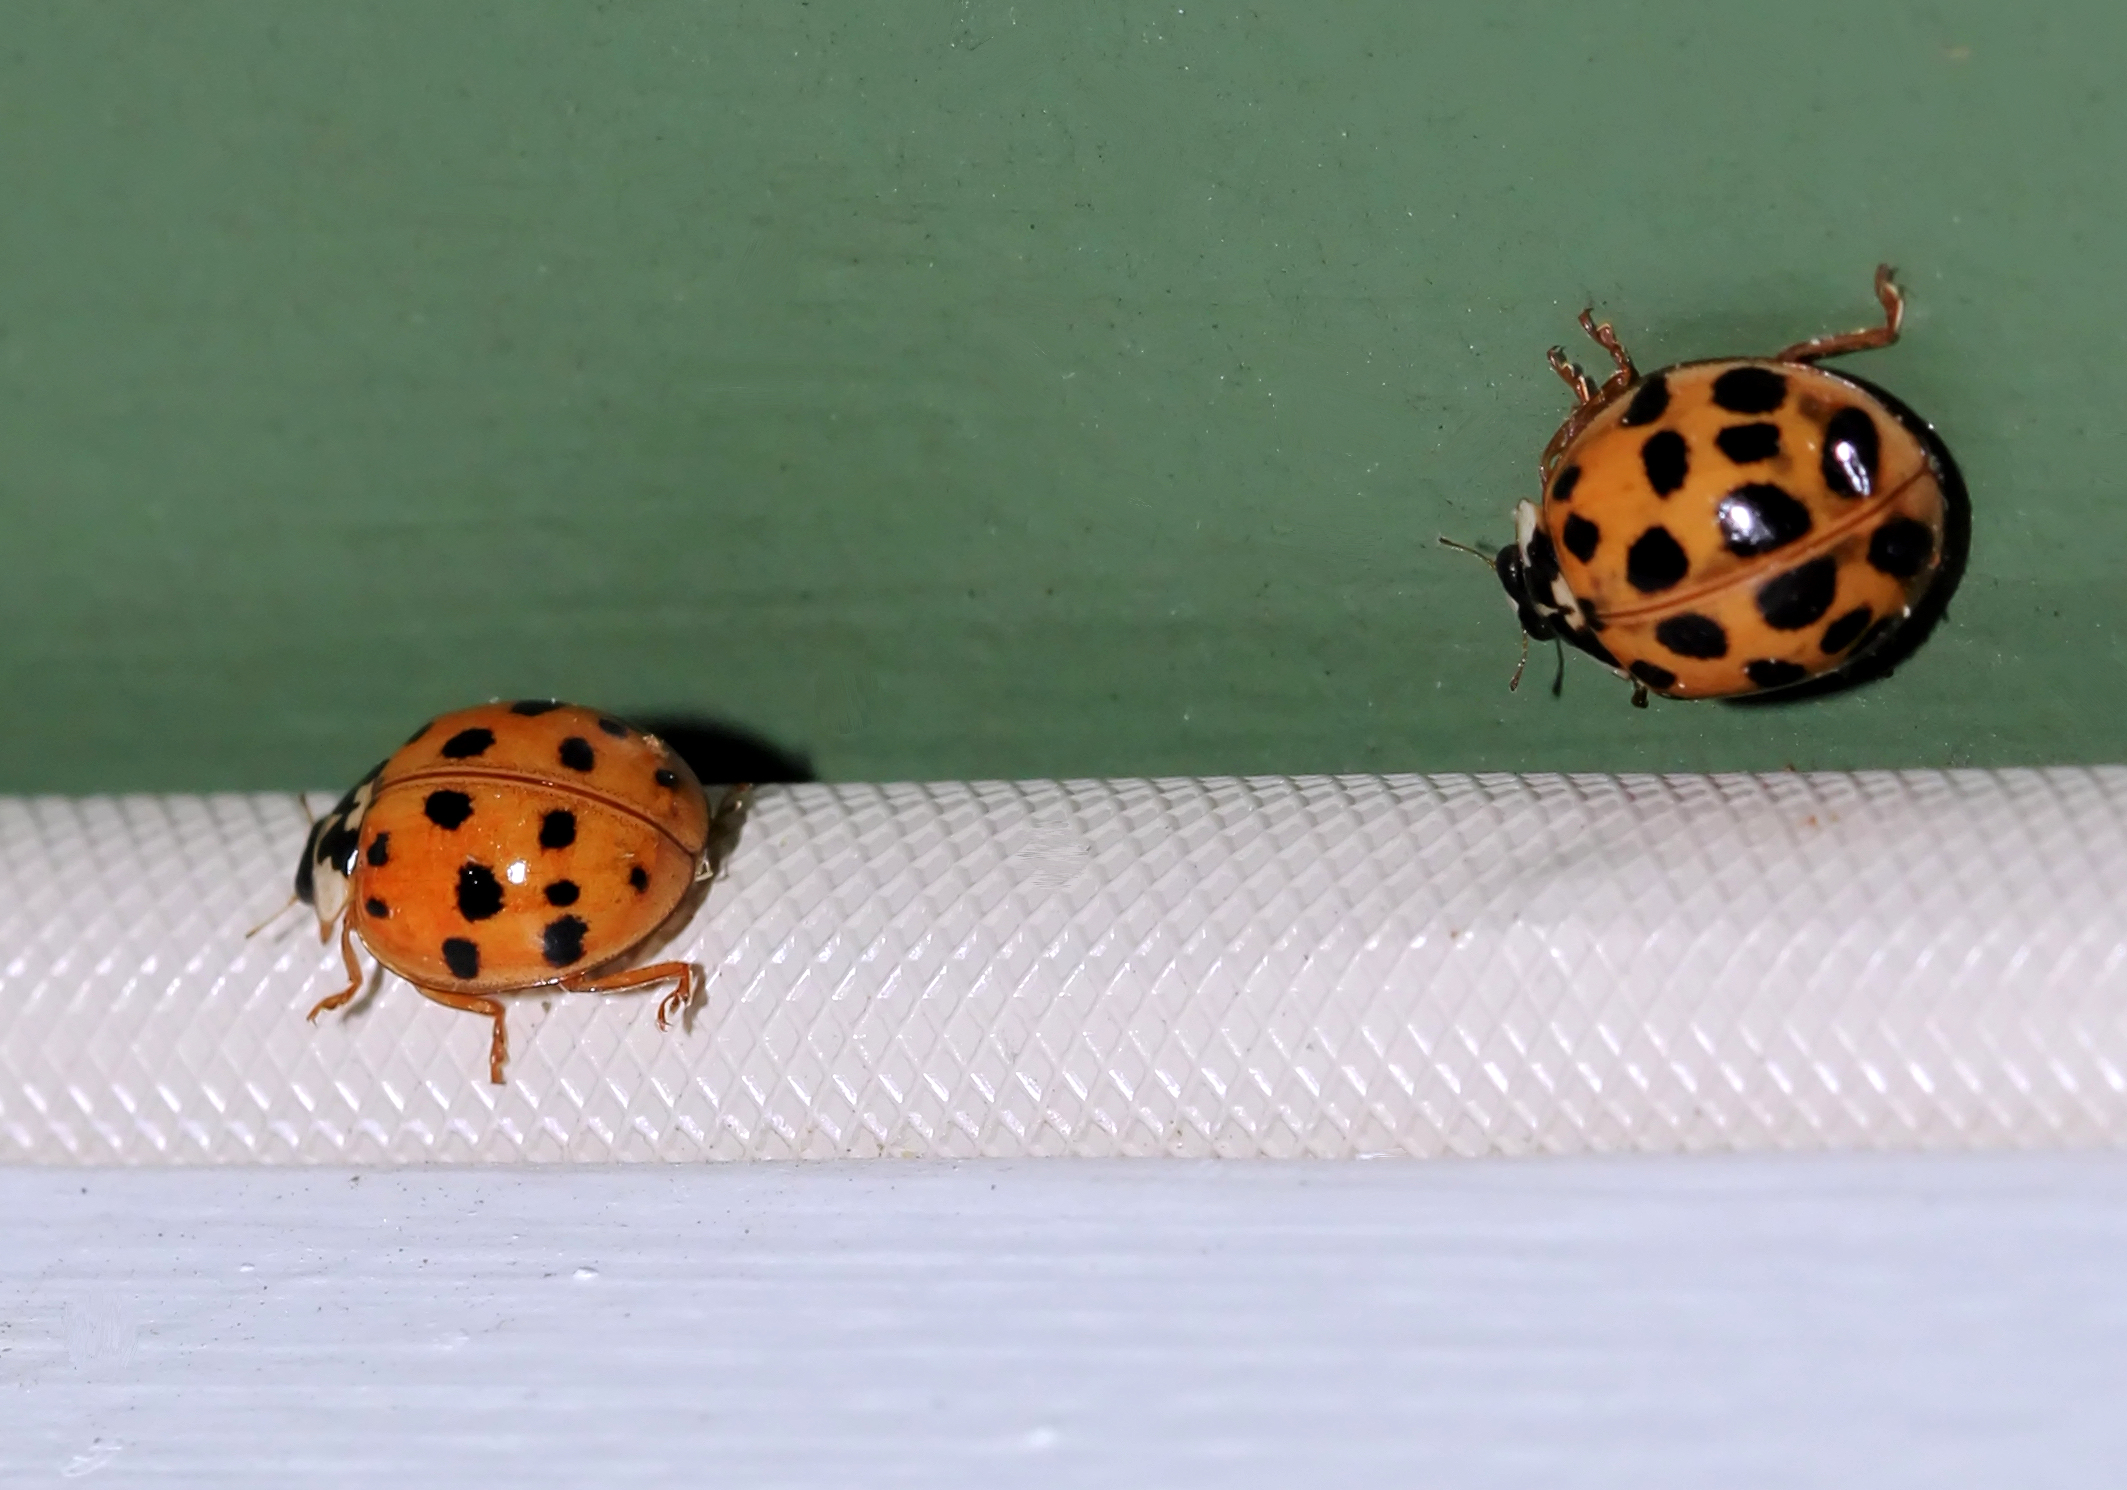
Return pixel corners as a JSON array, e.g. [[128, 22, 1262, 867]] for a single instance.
[[560, 961, 698, 1032], [1776, 264, 1903, 364], [412, 986, 511, 1084]]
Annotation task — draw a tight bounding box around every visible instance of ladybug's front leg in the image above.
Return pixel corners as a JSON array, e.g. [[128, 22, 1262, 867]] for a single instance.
[[412, 986, 511, 1084], [305, 919, 366, 1022]]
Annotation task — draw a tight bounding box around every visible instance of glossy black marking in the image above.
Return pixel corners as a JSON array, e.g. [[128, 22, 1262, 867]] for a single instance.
[[364, 898, 390, 920], [542, 916, 588, 968], [597, 717, 630, 739], [1712, 366, 1787, 414], [316, 819, 360, 874], [1580, 597, 1606, 632], [1714, 422, 1781, 464], [628, 865, 650, 893], [366, 832, 390, 868], [1577, 631, 1619, 667], [510, 700, 562, 716], [1625, 526, 1689, 593], [558, 736, 596, 772], [1821, 407, 1880, 497], [1755, 555, 1839, 630], [545, 880, 581, 907], [456, 862, 504, 922], [1526, 529, 1560, 589], [1821, 605, 1874, 655], [539, 810, 577, 849], [1550, 464, 1582, 503], [424, 790, 473, 830], [294, 822, 323, 904], [442, 937, 480, 980], [1562, 513, 1601, 562], [1629, 659, 1677, 690], [1653, 613, 1729, 659], [1745, 659, 1810, 689], [654, 768, 680, 789], [441, 727, 495, 759], [1619, 374, 1670, 427], [1640, 430, 1689, 496], [1716, 483, 1813, 557], [1868, 517, 1935, 578]]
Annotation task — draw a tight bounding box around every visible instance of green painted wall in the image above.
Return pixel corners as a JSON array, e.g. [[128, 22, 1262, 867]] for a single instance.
[[0, 3, 2116, 791]]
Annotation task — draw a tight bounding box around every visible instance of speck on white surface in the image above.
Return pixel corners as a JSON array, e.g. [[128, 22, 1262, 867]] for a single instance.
[[4, 1152, 2125, 1486]]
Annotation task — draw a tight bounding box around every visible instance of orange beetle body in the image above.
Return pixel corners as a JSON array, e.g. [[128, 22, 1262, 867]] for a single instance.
[[295, 701, 718, 1082], [1487, 266, 1967, 704]]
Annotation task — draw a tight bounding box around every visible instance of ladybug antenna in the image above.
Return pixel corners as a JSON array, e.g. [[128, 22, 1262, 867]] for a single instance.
[[1436, 535, 1496, 567], [1507, 628, 1530, 693], [245, 894, 299, 940]]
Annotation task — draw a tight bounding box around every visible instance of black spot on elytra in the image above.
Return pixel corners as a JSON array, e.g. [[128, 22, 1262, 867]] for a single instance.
[[558, 736, 596, 772], [544, 880, 580, 907], [1745, 659, 1810, 689], [597, 716, 630, 739], [364, 898, 390, 920], [1716, 483, 1813, 557], [424, 790, 473, 830], [654, 768, 679, 789], [1822, 407, 1880, 497], [456, 862, 504, 922], [628, 865, 650, 893], [539, 810, 576, 849], [1640, 430, 1689, 496], [1653, 613, 1729, 659], [442, 937, 481, 980], [1868, 517, 1935, 578], [1821, 605, 1874, 655], [1715, 422, 1781, 464], [1550, 464, 1581, 503], [440, 727, 495, 760], [366, 833, 390, 868], [1629, 659, 1677, 690], [1619, 374, 1670, 427], [1625, 526, 1689, 593], [542, 916, 588, 968], [1755, 555, 1839, 630], [1712, 366, 1787, 414], [510, 700, 562, 716], [1562, 513, 1601, 562]]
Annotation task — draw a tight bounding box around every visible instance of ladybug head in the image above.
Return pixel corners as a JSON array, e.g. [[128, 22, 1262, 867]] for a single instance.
[[1493, 542, 1559, 643], [293, 763, 381, 932]]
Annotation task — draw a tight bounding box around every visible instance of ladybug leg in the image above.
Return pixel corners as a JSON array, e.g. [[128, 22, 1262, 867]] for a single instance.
[[1546, 345, 1598, 404], [412, 986, 511, 1084], [1576, 309, 1638, 392], [305, 918, 366, 1022], [1775, 264, 1904, 363], [560, 961, 698, 1031]]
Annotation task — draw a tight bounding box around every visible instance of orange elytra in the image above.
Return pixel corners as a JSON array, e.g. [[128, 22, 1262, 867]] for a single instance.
[[294, 700, 730, 1082], [1468, 265, 1968, 705]]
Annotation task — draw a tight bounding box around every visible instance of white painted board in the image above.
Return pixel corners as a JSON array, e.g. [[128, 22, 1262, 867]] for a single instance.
[[6, 1153, 2126, 1486]]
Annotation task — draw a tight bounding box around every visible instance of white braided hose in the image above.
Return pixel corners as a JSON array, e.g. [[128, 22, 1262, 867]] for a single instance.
[[1, 769, 2121, 1164]]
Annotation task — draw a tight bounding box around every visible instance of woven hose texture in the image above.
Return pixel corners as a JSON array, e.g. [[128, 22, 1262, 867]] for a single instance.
[[1, 770, 2122, 1164]]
